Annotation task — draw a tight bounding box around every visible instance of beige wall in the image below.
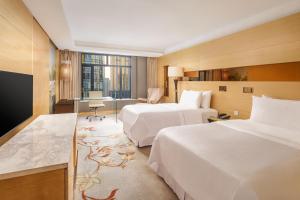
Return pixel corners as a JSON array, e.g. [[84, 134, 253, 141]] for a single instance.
[[0, 0, 50, 145], [157, 12, 300, 117]]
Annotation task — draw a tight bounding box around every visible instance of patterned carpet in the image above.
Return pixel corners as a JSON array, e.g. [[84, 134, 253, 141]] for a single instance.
[[75, 115, 178, 200]]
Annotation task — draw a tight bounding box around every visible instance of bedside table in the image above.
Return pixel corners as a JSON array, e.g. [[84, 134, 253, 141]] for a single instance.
[[208, 114, 231, 123]]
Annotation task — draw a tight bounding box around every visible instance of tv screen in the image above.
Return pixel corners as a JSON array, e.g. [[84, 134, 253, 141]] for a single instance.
[[0, 71, 33, 137]]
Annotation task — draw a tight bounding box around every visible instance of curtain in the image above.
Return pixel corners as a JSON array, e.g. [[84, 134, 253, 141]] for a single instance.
[[59, 50, 81, 102], [147, 57, 158, 88]]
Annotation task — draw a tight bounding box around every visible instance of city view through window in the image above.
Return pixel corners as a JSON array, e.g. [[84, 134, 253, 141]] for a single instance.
[[81, 53, 131, 99]]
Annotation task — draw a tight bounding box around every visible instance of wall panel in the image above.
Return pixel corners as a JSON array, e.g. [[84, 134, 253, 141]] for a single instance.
[[33, 19, 50, 115], [0, 0, 50, 145], [158, 13, 300, 71], [0, 0, 33, 74], [158, 12, 300, 114]]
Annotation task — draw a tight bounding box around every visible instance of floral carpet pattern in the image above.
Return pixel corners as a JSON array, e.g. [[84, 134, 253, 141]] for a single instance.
[[75, 116, 178, 200]]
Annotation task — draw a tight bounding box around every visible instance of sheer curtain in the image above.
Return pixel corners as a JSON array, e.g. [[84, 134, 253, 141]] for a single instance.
[[147, 57, 158, 88], [59, 50, 81, 111]]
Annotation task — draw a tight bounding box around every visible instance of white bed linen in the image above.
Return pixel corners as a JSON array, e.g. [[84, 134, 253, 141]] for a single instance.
[[119, 103, 217, 147], [149, 120, 300, 200]]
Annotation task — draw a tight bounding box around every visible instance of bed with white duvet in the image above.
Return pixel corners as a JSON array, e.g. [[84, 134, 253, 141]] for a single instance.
[[149, 96, 300, 200], [119, 91, 218, 147]]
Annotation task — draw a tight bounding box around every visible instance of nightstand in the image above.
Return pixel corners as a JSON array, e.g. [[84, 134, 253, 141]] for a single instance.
[[208, 114, 231, 123]]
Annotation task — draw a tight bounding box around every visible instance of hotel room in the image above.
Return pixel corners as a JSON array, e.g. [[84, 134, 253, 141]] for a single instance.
[[0, 0, 300, 199]]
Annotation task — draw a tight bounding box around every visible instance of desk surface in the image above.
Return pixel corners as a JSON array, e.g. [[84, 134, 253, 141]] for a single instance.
[[0, 113, 77, 180]]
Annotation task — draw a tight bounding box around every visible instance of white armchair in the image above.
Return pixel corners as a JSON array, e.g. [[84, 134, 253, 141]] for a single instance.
[[138, 88, 164, 104]]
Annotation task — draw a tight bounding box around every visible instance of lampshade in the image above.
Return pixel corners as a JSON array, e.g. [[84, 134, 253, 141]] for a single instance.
[[60, 60, 71, 80], [168, 67, 183, 77], [60, 64, 68, 80]]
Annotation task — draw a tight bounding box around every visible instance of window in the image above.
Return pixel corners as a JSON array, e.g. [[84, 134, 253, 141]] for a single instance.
[[81, 53, 131, 99]]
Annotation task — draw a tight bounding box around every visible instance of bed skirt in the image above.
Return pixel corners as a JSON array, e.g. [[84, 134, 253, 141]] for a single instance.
[[150, 162, 194, 200], [123, 121, 155, 147]]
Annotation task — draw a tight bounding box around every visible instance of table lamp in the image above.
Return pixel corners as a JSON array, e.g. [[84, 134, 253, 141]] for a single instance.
[[168, 66, 183, 103]]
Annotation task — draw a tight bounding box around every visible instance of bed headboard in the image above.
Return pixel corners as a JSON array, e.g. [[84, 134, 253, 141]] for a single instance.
[[178, 81, 300, 119]]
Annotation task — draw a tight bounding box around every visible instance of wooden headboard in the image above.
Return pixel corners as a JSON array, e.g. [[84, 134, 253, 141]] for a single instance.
[[178, 81, 300, 119]]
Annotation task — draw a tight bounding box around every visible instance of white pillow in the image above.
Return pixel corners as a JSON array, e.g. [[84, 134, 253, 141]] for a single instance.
[[179, 90, 202, 108], [262, 95, 272, 99], [201, 91, 212, 109], [250, 96, 300, 130]]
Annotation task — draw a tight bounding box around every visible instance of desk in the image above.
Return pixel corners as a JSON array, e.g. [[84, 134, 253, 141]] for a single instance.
[[75, 97, 117, 122], [55, 99, 74, 114]]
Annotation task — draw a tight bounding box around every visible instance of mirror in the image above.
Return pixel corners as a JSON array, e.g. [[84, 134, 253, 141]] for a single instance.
[[184, 62, 300, 81]]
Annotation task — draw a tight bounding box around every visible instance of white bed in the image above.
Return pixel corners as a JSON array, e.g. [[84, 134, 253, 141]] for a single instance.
[[149, 96, 300, 200], [119, 103, 217, 146]]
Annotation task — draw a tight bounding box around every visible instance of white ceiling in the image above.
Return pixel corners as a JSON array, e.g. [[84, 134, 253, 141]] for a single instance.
[[23, 0, 300, 57]]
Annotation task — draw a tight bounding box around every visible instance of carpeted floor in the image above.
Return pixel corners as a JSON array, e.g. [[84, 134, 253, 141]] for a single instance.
[[75, 115, 178, 200]]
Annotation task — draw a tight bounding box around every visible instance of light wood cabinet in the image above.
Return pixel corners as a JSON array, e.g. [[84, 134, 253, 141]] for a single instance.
[[0, 114, 78, 200]]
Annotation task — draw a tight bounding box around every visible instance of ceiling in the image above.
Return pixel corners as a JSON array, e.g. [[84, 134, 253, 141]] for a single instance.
[[23, 0, 300, 57]]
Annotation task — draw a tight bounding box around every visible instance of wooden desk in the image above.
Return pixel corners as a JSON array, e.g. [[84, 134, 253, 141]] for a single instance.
[[0, 114, 78, 200], [55, 99, 75, 113]]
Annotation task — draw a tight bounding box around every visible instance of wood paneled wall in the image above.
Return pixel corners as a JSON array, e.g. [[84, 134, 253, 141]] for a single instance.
[[158, 13, 300, 72], [179, 81, 300, 119], [0, 0, 33, 74], [33, 19, 50, 115], [0, 0, 50, 145], [158, 12, 300, 116]]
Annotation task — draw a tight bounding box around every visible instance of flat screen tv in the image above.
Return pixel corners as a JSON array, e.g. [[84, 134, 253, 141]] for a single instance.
[[0, 71, 33, 137]]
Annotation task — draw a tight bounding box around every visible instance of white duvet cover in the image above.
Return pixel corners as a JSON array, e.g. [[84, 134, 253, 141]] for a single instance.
[[119, 103, 217, 147], [149, 120, 300, 200]]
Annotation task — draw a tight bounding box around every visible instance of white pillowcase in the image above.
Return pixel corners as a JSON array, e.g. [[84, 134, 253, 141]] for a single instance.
[[201, 91, 212, 109], [250, 96, 300, 130], [262, 95, 272, 99], [179, 90, 202, 108]]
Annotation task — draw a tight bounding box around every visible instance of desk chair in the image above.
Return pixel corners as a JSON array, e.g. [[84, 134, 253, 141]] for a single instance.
[[86, 91, 106, 121]]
